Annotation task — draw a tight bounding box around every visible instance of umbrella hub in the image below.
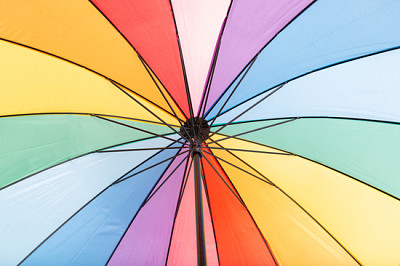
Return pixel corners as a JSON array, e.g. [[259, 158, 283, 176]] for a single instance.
[[179, 117, 210, 154]]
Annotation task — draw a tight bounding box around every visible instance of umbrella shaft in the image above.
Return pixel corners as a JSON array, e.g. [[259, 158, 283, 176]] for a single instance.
[[193, 151, 207, 266]]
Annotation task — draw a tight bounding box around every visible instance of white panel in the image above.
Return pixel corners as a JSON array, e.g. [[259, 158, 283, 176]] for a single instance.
[[213, 49, 400, 124], [171, 0, 230, 114]]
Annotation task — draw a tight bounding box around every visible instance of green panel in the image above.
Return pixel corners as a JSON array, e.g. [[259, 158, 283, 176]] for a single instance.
[[0, 115, 172, 189], [216, 118, 400, 198]]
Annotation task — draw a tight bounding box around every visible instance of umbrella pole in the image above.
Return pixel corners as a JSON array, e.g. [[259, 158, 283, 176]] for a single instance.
[[192, 147, 207, 266]]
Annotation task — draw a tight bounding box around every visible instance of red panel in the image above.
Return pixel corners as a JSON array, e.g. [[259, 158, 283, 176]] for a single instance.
[[202, 151, 276, 265], [91, 0, 190, 117]]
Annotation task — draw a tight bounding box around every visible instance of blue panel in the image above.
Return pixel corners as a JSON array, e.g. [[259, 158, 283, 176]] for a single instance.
[[209, 0, 400, 115], [22, 143, 182, 266]]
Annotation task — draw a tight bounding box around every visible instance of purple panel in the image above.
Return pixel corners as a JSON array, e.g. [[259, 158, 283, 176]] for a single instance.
[[108, 154, 188, 265], [204, 0, 313, 112]]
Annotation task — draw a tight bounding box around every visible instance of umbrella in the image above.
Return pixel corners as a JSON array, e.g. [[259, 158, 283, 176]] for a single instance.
[[1, 0, 399, 265]]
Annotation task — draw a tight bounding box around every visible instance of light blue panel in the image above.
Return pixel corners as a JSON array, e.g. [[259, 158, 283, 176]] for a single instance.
[[22, 143, 182, 266], [0, 137, 174, 266], [213, 0, 400, 114], [212, 48, 400, 125]]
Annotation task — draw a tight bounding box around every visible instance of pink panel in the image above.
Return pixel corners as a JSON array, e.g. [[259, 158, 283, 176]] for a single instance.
[[167, 163, 218, 265]]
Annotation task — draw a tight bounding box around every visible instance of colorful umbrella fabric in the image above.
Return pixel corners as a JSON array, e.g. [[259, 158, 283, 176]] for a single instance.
[[1, 0, 400, 265]]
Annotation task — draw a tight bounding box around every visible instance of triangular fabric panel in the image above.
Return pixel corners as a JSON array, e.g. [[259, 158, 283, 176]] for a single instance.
[[108, 153, 187, 265], [201, 151, 276, 265], [171, 0, 230, 114], [91, 0, 190, 117], [22, 145, 181, 265], [167, 161, 218, 265], [204, 0, 313, 112]]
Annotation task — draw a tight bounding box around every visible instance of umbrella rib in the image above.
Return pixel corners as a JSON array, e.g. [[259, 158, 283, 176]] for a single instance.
[[201, 152, 247, 208], [202, 150, 275, 186], [109, 80, 187, 140], [17, 143, 182, 265], [217, 146, 363, 265], [137, 54, 187, 124], [198, 0, 234, 118], [165, 157, 193, 265], [205, 146, 291, 155], [87, 0, 188, 120], [96, 146, 183, 153], [168, 0, 195, 119], [93, 115, 186, 145], [0, 112, 176, 127], [207, 117, 298, 145], [198, 36, 222, 117], [137, 54, 193, 142], [141, 153, 189, 206], [208, 83, 285, 140], [276, 188, 362, 265], [112, 150, 189, 185], [197, 158, 222, 266], [207, 55, 258, 127], [202, 0, 318, 118], [214, 115, 400, 127]]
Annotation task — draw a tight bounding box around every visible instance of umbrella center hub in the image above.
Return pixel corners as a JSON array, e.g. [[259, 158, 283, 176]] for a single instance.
[[179, 117, 210, 149]]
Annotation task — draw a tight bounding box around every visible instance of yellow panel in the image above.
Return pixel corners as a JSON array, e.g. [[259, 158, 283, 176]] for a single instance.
[[210, 136, 400, 265], [0, 40, 178, 126], [208, 143, 357, 265], [0, 0, 170, 111]]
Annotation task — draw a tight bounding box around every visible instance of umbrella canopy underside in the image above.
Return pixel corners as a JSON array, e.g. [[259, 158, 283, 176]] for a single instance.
[[0, 0, 399, 265]]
